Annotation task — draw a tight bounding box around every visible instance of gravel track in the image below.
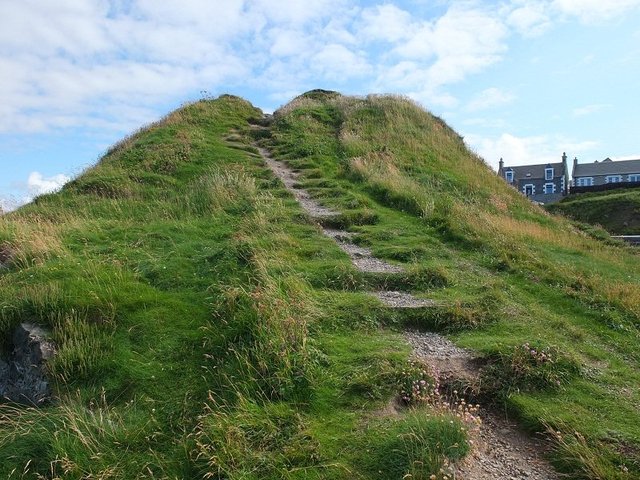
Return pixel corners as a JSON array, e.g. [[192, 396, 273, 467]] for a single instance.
[[258, 147, 408, 276], [256, 141, 560, 479], [405, 329, 561, 480]]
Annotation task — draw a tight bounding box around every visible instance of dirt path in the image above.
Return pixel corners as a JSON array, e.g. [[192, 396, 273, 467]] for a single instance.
[[255, 140, 561, 479], [257, 146, 408, 278], [405, 331, 561, 480], [258, 147, 338, 218]]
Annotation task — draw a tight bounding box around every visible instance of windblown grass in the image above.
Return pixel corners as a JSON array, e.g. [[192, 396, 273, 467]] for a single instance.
[[268, 90, 640, 479]]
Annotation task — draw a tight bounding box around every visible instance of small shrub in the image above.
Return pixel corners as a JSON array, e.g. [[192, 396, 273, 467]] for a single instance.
[[359, 411, 470, 480], [185, 169, 257, 216], [546, 422, 637, 480], [194, 394, 320, 479], [398, 360, 440, 405], [71, 175, 136, 199], [319, 209, 379, 229], [482, 342, 581, 394]]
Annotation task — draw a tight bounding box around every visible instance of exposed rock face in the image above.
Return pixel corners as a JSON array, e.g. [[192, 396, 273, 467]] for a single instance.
[[0, 323, 55, 405]]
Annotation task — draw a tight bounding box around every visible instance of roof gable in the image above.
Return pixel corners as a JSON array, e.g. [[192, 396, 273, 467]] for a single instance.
[[504, 162, 564, 182]]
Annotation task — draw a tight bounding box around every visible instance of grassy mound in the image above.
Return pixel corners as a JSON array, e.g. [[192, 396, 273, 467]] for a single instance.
[[0, 91, 638, 479], [0, 95, 469, 479], [547, 188, 640, 235]]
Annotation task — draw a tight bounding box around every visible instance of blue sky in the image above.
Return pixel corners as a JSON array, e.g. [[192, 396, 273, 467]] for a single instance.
[[2, 0, 640, 211]]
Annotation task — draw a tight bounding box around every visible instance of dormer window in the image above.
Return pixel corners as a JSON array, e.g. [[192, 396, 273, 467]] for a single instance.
[[545, 167, 554, 180], [505, 170, 514, 182]]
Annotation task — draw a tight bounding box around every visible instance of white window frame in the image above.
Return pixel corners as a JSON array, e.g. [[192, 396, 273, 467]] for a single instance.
[[628, 174, 640, 182], [543, 183, 556, 194], [545, 167, 554, 180], [576, 177, 593, 187], [523, 184, 535, 196], [606, 175, 622, 183], [561, 175, 565, 192], [505, 170, 514, 182]]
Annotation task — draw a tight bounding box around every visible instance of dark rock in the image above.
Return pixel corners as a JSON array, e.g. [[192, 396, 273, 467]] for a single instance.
[[0, 323, 55, 405], [0, 242, 13, 268]]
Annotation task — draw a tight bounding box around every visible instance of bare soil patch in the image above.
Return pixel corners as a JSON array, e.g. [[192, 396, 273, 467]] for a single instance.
[[405, 329, 561, 480]]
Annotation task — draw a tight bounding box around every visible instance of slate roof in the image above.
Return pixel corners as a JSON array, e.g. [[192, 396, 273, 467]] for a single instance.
[[573, 158, 640, 177], [503, 162, 564, 181]]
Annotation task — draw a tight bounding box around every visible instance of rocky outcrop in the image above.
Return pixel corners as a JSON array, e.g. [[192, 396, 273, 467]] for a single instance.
[[0, 323, 55, 405]]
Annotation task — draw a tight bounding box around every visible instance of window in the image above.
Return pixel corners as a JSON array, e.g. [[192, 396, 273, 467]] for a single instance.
[[606, 175, 622, 183], [543, 183, 555, 194], [523, 184, 535, 196], [545, 167, 554, 180], [628, 174, 640, 182], [576, 177, 593, 187], [505, 170, 514, 182]]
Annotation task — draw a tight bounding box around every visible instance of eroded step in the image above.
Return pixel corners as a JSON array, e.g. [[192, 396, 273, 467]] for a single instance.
[[258, 147, 338, 218], [374, 291, 437, 308], [405, 329, 561, 480], [324, 228, 403, 273]]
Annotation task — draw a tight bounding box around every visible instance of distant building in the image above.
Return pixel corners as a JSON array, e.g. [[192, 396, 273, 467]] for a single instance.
[[498, 153, 570, 204], [572, 157, 640, 188]]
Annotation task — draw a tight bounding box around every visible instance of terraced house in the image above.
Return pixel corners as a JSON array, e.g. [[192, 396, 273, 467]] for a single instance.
[[572, 157, 640, 189], [498, 153, 570, 204]]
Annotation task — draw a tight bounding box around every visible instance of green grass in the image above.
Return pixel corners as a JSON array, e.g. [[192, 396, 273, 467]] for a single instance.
[[0, 94, 474, 479], [264, 90, 640, 479], [547, 188, 640, 235], [1, 90, 638, 479]]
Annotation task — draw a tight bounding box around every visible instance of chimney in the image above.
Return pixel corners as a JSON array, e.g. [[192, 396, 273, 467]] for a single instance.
[[562, 152, 567, 163], [498, 157, 504, 175]]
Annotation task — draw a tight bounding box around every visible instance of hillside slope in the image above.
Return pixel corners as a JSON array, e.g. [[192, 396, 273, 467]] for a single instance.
[[546, 188, 640, 235], [0, 91, 638, 479]]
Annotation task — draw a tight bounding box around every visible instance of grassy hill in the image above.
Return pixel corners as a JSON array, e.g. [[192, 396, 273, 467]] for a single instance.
[[0, 91, 638, 479], [546, 188, 640, 235]]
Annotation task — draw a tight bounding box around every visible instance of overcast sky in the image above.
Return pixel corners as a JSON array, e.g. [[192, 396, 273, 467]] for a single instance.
[[2, 0, 640, 211]]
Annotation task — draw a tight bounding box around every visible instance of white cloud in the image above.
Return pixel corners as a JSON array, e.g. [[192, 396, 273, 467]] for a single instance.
[[0, 197, 17, 213], [27, 172, 70, 196], [552, 0, 640, 22], [572, 103, 611, 117], [311, 44, 372, 80], [0, 172, 70, 212], [466, 133, 599, 170], [467, 88, 516, 111], [0, 0, 355, 135], [368, 3, 509, 110], [506, 2, 552, 37], [359, 4, 414, 42], [395, 5, 507, 80], [269, 28, 312, 58]]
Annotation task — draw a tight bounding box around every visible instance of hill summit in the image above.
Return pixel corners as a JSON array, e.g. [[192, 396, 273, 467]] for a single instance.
[[0, 91, 638, 479]]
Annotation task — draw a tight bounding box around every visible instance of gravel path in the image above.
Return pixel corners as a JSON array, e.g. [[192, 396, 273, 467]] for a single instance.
[[258, 147, 338, 218], [405, 330, 561, 480], [453, 413, 559, 480], [374, 291, 437, 308], [257, 147, 407, 275], [255, 139, 560, 479]]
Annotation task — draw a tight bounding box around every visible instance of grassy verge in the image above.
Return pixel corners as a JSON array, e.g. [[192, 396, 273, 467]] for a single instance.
[[546, 188, 640, 235]]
